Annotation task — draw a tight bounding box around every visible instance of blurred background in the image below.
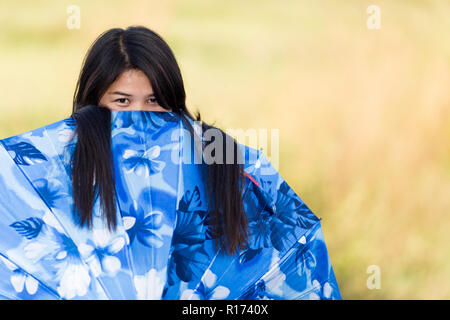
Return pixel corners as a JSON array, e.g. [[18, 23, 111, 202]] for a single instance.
[[0, 0, 449, 299]]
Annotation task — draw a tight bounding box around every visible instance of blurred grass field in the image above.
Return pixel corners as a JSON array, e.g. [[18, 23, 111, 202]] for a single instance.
[[1, 0, 449, 299]]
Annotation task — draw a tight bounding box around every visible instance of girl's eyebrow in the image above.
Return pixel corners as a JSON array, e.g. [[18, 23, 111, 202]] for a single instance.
[[110, 91, 155, 97], [110, 91, 132, 96]]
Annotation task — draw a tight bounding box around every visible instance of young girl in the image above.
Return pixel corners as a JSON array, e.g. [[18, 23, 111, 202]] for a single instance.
[[0, 26, 341, 300]]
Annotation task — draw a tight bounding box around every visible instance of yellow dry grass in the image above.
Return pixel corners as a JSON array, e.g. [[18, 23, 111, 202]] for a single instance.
[[0, 0, 449, 299]]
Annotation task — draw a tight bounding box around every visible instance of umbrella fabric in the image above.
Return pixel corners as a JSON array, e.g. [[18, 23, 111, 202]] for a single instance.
[[0, 110, 341, 300]]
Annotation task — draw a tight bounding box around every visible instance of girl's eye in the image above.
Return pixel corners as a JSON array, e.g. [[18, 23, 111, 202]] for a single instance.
[[115, 98, 129, 104], [149, 97, 157, 104]]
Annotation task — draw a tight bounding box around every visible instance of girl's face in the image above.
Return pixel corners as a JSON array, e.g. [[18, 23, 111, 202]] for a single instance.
[[99, 68, 171, 111]]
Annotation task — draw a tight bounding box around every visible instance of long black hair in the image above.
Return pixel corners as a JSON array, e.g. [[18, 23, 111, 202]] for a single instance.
[[71, 26, 249, 256]]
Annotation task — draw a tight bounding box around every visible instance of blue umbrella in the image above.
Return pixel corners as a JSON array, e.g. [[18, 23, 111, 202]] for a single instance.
[[0, 110, 341, 300]]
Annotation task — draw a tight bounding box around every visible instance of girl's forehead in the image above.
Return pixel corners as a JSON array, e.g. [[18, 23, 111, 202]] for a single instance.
[[107, 69, 153, 94]]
